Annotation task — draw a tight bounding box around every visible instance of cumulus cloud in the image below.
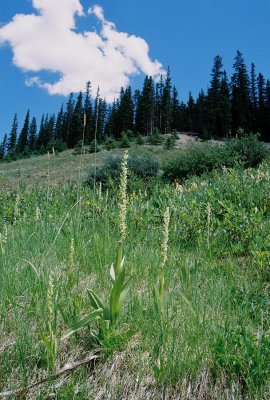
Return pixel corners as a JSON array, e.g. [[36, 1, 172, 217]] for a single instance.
[[0, 0, 164, 100]]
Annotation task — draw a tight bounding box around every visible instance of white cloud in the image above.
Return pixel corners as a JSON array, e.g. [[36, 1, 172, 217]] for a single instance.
[[0, 0, 164, 101]]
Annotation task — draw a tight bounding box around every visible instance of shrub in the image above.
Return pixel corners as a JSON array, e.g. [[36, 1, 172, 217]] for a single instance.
[[120, 132, 131, 148], [136, 135, 145, 145], [86, 154, 160, 187], [226, 134, 269, 168], [87, 140, 101, 154], [73, 140, 84, 155], [148, 128, 164, 145], [104, 136, 116, 150], [163, 142, 230, 180], [163, 135, 269, 181], [164, 135, 176, 150]]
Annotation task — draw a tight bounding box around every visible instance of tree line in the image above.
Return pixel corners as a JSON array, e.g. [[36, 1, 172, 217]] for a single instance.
[[1, 50, 270, 161]]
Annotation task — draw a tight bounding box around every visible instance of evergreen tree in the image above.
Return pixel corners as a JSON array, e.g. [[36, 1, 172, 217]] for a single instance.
[[84, 82, 93, 144], [219, 71, 232, 138], [249, 63, 258, 132], [118, 86, 134, 133], [7, 113, 18, 155], [68, 92, 84, 147], [161, 67, 172, 134], [135, 76, 155, 135], [257, 72, 267, 139], [55, 105, 65, 141], [231, 50, 250, 133], [194, 90, 207, 134], [265, 80, 270, 141], [0, 134, 7, 160], [63, 93, 74, 144], [186, 93, 195, 131], [28, 117, 37, 151], [16, 110, 30, 154], [207, 55, 224, 137], [171, 86, 184, 131]]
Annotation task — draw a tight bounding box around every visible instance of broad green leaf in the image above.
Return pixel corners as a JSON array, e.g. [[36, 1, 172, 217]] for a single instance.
[[119, 277, 132, 308], [110, 263, 115, 282], [87, 290, 105, 310], [110, 268, 126, 322], [61, 308, 103, 340], [115, 242, 123, 275]]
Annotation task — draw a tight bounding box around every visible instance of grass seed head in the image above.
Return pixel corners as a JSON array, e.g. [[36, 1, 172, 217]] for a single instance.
[[119, 151, 129, 242], [160, 207, 170, 270]]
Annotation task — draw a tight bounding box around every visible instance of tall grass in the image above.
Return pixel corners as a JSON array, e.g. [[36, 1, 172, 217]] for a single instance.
[[1, 159, 270, 397]]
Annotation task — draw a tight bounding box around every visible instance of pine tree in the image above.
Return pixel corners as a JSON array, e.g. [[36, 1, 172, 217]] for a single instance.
[[219, 71, 232, 138], [84, 82, 93, 144], [55, 105, 65, 141], [68, 92, 84, 148], [231, 50, 250, 133], [63, 93, 74, 144], [28, 117, 37, 151], [0, 134, 7, 160], [161, 67, 172, 134], [171, 86, 184, 131], [7, 113, 18, 155], [135, 76, 155, 135], [249, 63, 258, 132], [257, 72, 267, 139], [265, 80, 270, 141], [16, 110, 30, 154], [207, 55, 224, 137]]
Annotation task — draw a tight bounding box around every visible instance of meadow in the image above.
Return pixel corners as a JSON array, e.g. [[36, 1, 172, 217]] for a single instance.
[[1, 139, 270, 399]]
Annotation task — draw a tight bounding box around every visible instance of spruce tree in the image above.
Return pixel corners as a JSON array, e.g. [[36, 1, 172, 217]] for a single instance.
[[231, 50, 250, 133], [0, 134, 7, 160], [68, 92, 83, 148], [84, 82, 93, 144], [161, 67, 172, 134], [55, 105, 65, 142], [7, 113, 18, 155], [16, 110, 30, 154], [207, 55, 224, 137], [257, 72, 267, 139], [28, 117, 37, 151], [249, 63, 258, 132]]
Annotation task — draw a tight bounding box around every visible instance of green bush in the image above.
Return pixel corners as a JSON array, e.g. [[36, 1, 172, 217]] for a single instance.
[[136, 135, 145, 145], [147, 128, 164, 145], [86, 154, 160, 187], [164, 135, 176, 150], [120, 132, 131, 148], [226, 134, 269, 168], [87, 140, 101, 154], [163, 135, 269, 181], [163, 142, 230, 180], [104, 136, 116, 150]]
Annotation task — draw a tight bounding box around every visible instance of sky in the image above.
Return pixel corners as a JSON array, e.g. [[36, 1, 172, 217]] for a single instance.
[[0, 0, 270, 139]]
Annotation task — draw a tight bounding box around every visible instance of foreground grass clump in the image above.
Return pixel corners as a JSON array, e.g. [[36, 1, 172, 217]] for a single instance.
[[1, 159, 270, 398]]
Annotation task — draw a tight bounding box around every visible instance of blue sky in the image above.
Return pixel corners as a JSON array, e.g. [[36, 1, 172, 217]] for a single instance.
[[0, 0, 270, 139]]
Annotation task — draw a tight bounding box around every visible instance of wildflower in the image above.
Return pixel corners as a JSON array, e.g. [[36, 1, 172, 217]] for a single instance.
[[119, 151, 128, 242], [160, 207, 170, 270], [35, 206, 41, 222], [13, 194, 20, 224], [69, 237, 75, 269], [48, 271, 55, 327]]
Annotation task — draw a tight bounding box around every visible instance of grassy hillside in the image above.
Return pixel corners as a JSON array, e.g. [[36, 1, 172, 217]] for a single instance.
[[1, 142, 270, 399]]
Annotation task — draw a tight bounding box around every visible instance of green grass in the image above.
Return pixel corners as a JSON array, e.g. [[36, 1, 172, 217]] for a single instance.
[[1, 148, 270, 398]]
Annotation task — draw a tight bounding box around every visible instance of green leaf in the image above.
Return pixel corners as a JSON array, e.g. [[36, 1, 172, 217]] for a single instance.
[[110, 268, 126, 322], [87, 290, 105, 310], [115, 242, 124, 275], [119, 277, 132, 308], [61, 308, 103, 340]]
